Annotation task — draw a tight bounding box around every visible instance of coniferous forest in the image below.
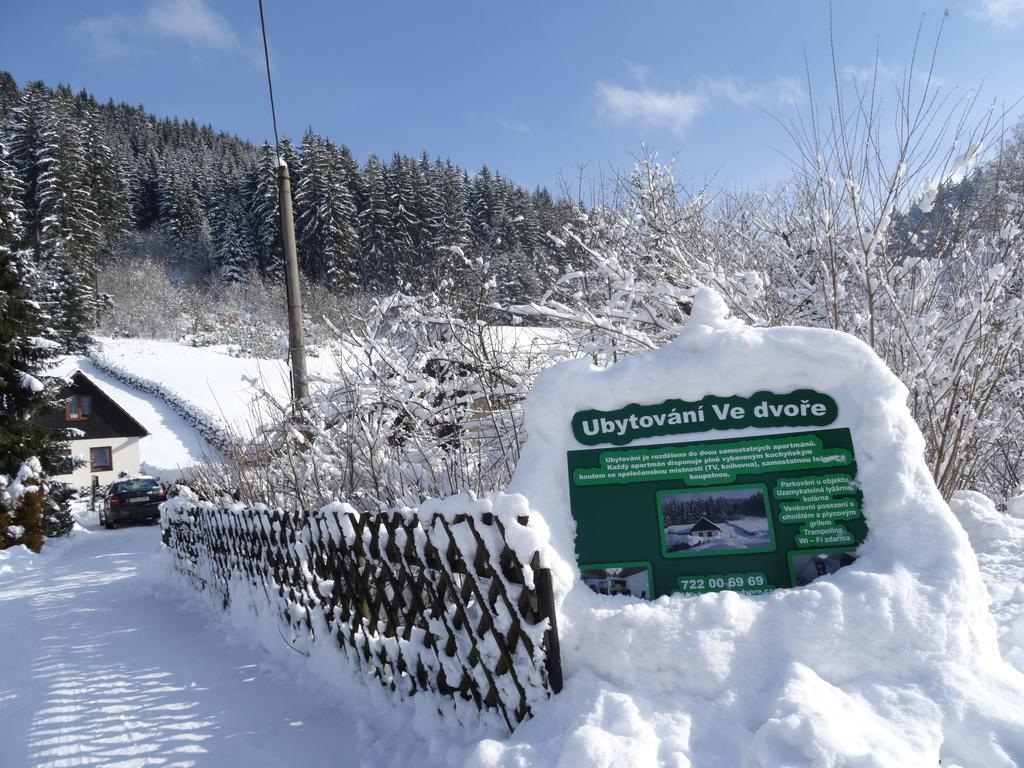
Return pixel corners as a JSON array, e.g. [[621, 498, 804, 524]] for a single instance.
[[0, 71, 576, 354], [661, 491, 767, 526]]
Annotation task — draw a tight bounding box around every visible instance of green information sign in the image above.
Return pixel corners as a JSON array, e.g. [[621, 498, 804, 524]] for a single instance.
[[568, 416, 867, 599]]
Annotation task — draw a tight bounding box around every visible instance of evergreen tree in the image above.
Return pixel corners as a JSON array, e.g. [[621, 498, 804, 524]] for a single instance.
[[294, 131, 360, 291], [210, 172, 254, 283], [7, 81, 49, 250], [0, 141, 68, 475], [158, 156, 208, 259], [0, 71, 18, 121], [0, 71, 574, 308], [470, 166, 496, 242], [412, 152, 443, 290], [247, 143, 285, 280], [77, 95, 131, 248], [387, 153, 419, 288], [359, 154, 393, 291], [132, 147, 162, 230]]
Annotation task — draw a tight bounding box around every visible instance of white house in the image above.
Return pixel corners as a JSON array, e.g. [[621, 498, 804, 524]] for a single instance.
[[583, 567, 650, 599], [689, 517, 725, 539], [36, 371, 149, 488]]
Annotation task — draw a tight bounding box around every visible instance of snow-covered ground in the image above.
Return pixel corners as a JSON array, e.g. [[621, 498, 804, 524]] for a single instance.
[[88, 329, 566, 433], [3, 487, 1023, 766], [951, 491, 1024, 674], [89, 338, 343, 429], [0, 513, 443, 768], [0, 523, 352, 767]]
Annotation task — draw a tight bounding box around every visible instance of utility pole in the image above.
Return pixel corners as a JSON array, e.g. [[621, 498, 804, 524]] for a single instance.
[[257, 0, 307, 409], [278, 159, 308, 405]]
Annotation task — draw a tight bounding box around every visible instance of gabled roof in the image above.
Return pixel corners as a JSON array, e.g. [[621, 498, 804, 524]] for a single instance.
[[690, 516, 723, 533], [70, 371, 149, 438], [33, 370, 149, 439]]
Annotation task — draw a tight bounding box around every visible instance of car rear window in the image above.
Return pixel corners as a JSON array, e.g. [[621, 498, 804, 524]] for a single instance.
[[111, 479, 160, 494]]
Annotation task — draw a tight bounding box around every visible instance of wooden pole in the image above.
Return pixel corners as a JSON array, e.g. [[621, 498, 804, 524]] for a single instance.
[[535, 564, 563, 693], [278, 160, 308, 404]]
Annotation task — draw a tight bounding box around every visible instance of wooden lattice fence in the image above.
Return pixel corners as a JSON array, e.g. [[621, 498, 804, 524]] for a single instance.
[[161, 499, 562, 731]]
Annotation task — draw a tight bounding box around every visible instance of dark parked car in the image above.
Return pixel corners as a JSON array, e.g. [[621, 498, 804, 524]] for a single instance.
[[99, 476, 167, 529]]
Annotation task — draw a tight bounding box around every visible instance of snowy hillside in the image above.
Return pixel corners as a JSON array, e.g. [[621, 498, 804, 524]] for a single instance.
[[89, 337, 344, 428]]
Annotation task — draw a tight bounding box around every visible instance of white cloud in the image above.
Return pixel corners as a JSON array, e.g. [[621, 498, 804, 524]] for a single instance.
[[843, 60, 904, 86], [624, 61, 651, 84], [595, 73, 804, 136], [700, 76, 805, 108], [842, 59, 945, 92], [975, 0, 1024, 27], [74, 0, 239, 57], [596, 83, 708, 137], [497, 119, 532, 135], [74, 16, 139, 59], [145, 0, 238, 49]]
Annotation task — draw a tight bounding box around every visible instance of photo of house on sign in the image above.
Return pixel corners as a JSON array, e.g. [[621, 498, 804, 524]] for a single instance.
[[581, 565, 653, 599], [791, 550, 859, 586], [658, 485, 775, 557]]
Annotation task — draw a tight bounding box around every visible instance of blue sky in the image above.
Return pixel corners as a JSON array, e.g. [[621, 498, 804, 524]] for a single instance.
[[1, 0, 1022, 195]]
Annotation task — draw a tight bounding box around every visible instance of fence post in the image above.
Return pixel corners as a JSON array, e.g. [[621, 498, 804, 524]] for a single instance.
[[535, 565, 563, 693]]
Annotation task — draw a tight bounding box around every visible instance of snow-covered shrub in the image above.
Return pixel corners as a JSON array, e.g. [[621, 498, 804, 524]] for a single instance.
[[189, 292, 570, 509], [97, 255, 181, 339], [516, 67, 1024, 501], [41, 481, 75, 539], [512, 156, 706, 364], [1, 458, 45, 551], [182, 270, 287, 358]]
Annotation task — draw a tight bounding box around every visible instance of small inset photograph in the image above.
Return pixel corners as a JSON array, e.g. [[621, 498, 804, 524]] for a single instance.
[[580, 563, 653, 599], [791, 550, 858, 586], [659, 484, 773, 557]]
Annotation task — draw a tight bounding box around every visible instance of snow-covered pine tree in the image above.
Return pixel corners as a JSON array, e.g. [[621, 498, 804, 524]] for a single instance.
[[493, 184, 542, 302], [322, 139, 361, 292], [431, 161, 472, 303], [470, 165, 495, 243], [387, 153, 419, 288], [530, 186, 570, 280], [336, 144, 365, 208], [7, 81, 48, 250], [30, 87, 102, 350], [294, 131, 360, 292], [439, 161, 471, 251], [158, 154, 210, 265], [0, 71, 18, 121], [132, 147, 163, 231], [76, 96, 131, 249], [359, 154, 393, 292], [210, 171, 255, 283], [0, 140, 69, 475], [247, 143, 285, 281]]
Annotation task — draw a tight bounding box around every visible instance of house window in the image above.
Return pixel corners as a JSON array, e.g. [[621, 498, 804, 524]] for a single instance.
[[90, 446, 113, 472], [67, 395, 92, 421]]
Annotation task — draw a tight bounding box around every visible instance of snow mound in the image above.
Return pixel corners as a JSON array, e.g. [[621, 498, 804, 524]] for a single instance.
[[951, 490, 1015, 546], [951, 491, 1024, 678], [490, 289, 1024, 767]]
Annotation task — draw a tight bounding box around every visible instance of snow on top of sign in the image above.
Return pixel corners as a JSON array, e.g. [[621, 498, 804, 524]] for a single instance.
[[491, 288, 1024, 767]]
